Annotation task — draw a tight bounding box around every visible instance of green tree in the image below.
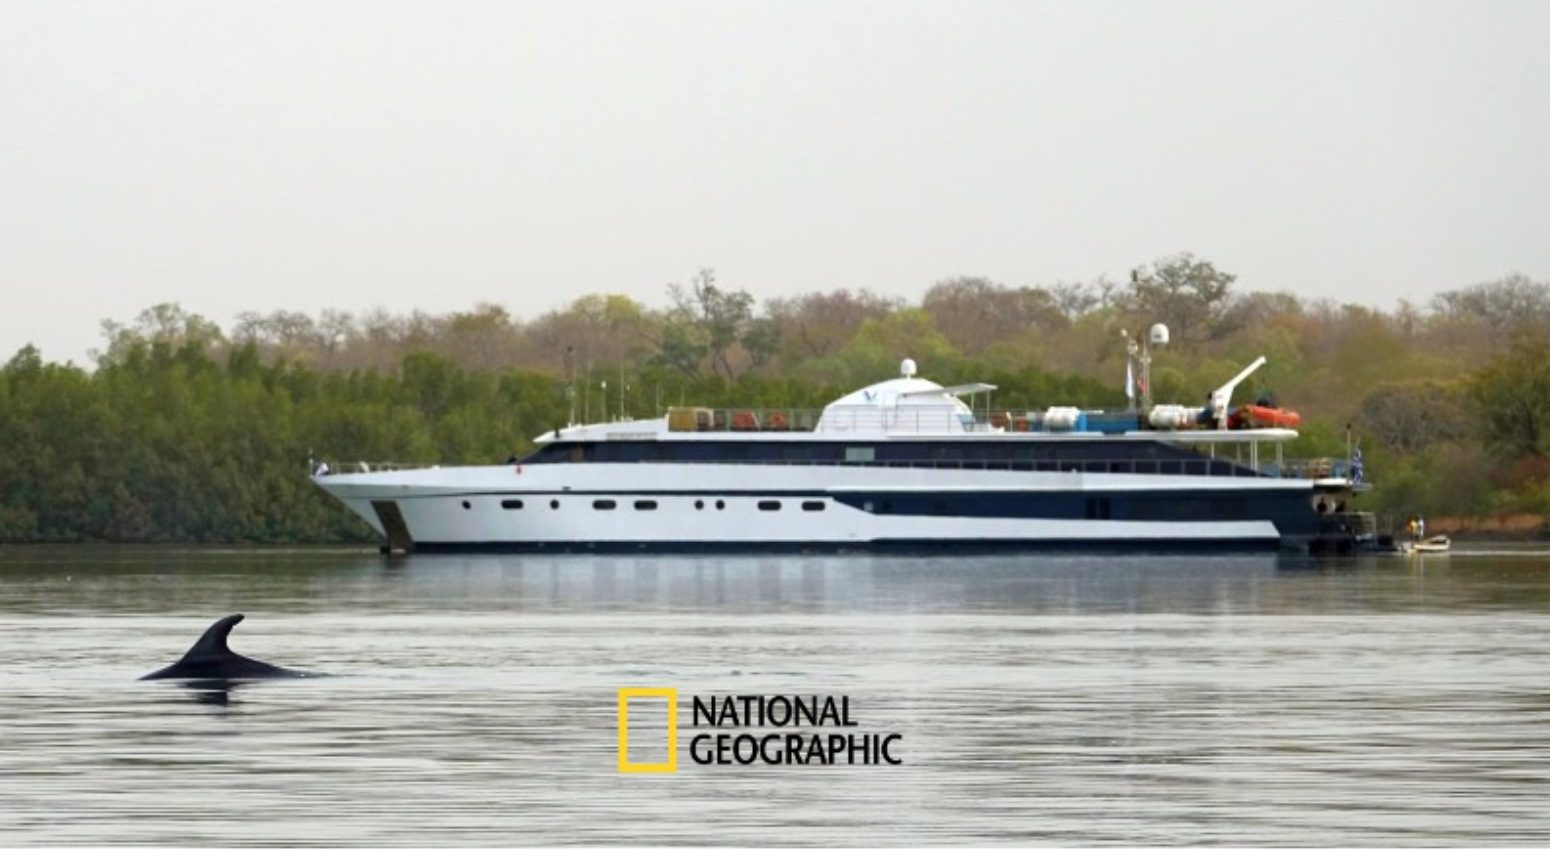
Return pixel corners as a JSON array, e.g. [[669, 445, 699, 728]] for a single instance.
[[1470, 333, 1550, 458], [1126, 254, 1236, 344]]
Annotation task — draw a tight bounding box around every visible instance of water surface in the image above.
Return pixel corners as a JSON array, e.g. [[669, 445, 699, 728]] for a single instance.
[[1, 546, 1548, 845]]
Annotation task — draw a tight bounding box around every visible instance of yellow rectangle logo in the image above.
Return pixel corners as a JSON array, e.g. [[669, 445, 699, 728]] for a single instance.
[[617, 687, 677, 773]]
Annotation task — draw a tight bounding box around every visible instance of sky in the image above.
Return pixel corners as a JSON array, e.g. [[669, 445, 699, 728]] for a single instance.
[[2, 0, 1547, 364]]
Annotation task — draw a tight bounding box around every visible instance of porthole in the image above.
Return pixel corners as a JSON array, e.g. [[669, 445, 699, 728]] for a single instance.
[[593, 499, 617, 510], [550, 499, 560, 509], [695, 500, 705, 510], [501, 499, 524, 510], [461, 500, 471, 510], [758, 501, 781, 511], [634, 500, 658, 511], [715, 500, 725, 510], [801, 501, 825, 512]]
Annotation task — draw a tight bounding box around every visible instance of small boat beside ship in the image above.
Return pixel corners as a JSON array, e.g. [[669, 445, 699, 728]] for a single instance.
[[312, 324, 1375, 555], [1403, 535, 1452, 555]]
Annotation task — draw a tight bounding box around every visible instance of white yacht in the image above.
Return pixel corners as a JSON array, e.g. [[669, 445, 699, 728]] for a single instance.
[[313, 355, 1367, 554]]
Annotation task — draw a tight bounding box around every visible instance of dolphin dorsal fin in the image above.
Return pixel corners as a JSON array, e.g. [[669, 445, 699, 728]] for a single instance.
[[182, 613, 244, 661]]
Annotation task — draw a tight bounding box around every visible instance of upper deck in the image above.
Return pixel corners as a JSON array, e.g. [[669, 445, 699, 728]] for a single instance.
[[535, 414, 1298, 445], [314, 358, 1358, 489], [536, 362, 1299, 447]]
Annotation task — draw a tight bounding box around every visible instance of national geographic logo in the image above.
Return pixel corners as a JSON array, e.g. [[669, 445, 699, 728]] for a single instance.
[[618, 689, 903, 773]]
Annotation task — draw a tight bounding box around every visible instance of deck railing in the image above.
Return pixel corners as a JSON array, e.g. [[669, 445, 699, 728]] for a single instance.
[[667, 407, 1127, 435], [312, 454, 1363, 483], [310, 460, 442, 476], [1264, 457, 1357, 481], [667, 407, 985, 434]]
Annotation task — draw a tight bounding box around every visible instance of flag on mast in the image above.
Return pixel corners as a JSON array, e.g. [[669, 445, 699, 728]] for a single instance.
[[1125, 358, 1135, 403]]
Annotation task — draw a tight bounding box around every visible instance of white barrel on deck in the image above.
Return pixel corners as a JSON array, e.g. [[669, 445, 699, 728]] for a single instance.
[[1148, 404, 1198, 430], [1043, 407, 1081, 431]]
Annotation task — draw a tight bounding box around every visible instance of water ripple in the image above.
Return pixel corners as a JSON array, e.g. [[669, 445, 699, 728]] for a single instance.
[[0, 548, 1547, 844]]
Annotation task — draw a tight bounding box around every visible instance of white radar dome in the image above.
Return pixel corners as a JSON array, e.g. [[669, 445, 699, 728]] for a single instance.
[[1149, 323, 1170, 346], [900, 358, 918, 378]]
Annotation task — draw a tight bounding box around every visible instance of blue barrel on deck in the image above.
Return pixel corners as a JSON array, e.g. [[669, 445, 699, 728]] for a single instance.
[[1078, 411, 1143, 434]]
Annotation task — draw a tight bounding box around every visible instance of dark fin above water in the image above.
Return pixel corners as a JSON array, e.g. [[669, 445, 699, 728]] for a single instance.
[[182, 613, 246, 662], [141, 613, 311, 681]]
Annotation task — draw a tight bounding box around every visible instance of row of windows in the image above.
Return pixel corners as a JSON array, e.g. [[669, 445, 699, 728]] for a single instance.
[[525, 439, 1247, 466], [832, 491, 1299, 522], [520, 440, 1264, 477], [460, 491, 1304, 524], [474, 498, 828, 512]]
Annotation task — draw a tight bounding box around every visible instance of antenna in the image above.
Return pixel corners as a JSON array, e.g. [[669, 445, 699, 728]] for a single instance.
[[565, 346, 576, 426], [1122, 323, 1169, 411]]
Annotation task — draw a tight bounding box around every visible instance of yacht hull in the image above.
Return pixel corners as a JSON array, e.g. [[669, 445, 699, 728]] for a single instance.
[[315, 462, 1320, 552]]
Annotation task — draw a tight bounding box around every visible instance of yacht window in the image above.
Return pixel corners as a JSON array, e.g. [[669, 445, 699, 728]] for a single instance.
[[593, 499, 617, 510], [695, 500, 705, 510], [634, 500, 658, 511], [550, 499, 560, 509], [844, 446, 875, 463], [501, 499, 524, 510], [715, 500, 726, 510], [758, 501, 781, 511], [801, 501, 825, 512], [461, 501, 471, 510], [718, 444, 752, 462], [1086, 497, 1112, 520]]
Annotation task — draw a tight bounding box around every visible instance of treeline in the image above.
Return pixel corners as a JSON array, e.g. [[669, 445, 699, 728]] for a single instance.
[[3, 254, 1549, 542]]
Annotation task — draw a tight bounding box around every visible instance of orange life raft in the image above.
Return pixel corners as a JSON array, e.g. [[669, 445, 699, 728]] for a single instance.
[[1230, 404, 1302, 429]]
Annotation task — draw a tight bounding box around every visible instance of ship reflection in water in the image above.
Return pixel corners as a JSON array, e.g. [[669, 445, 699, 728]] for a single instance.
[[1, 546, 1549, 844]]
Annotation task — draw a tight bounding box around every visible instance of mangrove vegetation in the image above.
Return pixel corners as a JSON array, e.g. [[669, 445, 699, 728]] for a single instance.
[[3, 254, 1549, 542]]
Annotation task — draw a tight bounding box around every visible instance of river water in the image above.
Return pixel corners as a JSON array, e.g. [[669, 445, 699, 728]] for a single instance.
[[1, 546, 1548, 845]]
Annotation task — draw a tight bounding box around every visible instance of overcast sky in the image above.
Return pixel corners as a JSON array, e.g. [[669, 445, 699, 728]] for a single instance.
[[2, 0, 1547, 364]]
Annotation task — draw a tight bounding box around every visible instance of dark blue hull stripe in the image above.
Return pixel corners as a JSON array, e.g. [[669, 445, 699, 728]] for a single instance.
[[392, 486, 1308, 500], [390, 488, 1319, 537]]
